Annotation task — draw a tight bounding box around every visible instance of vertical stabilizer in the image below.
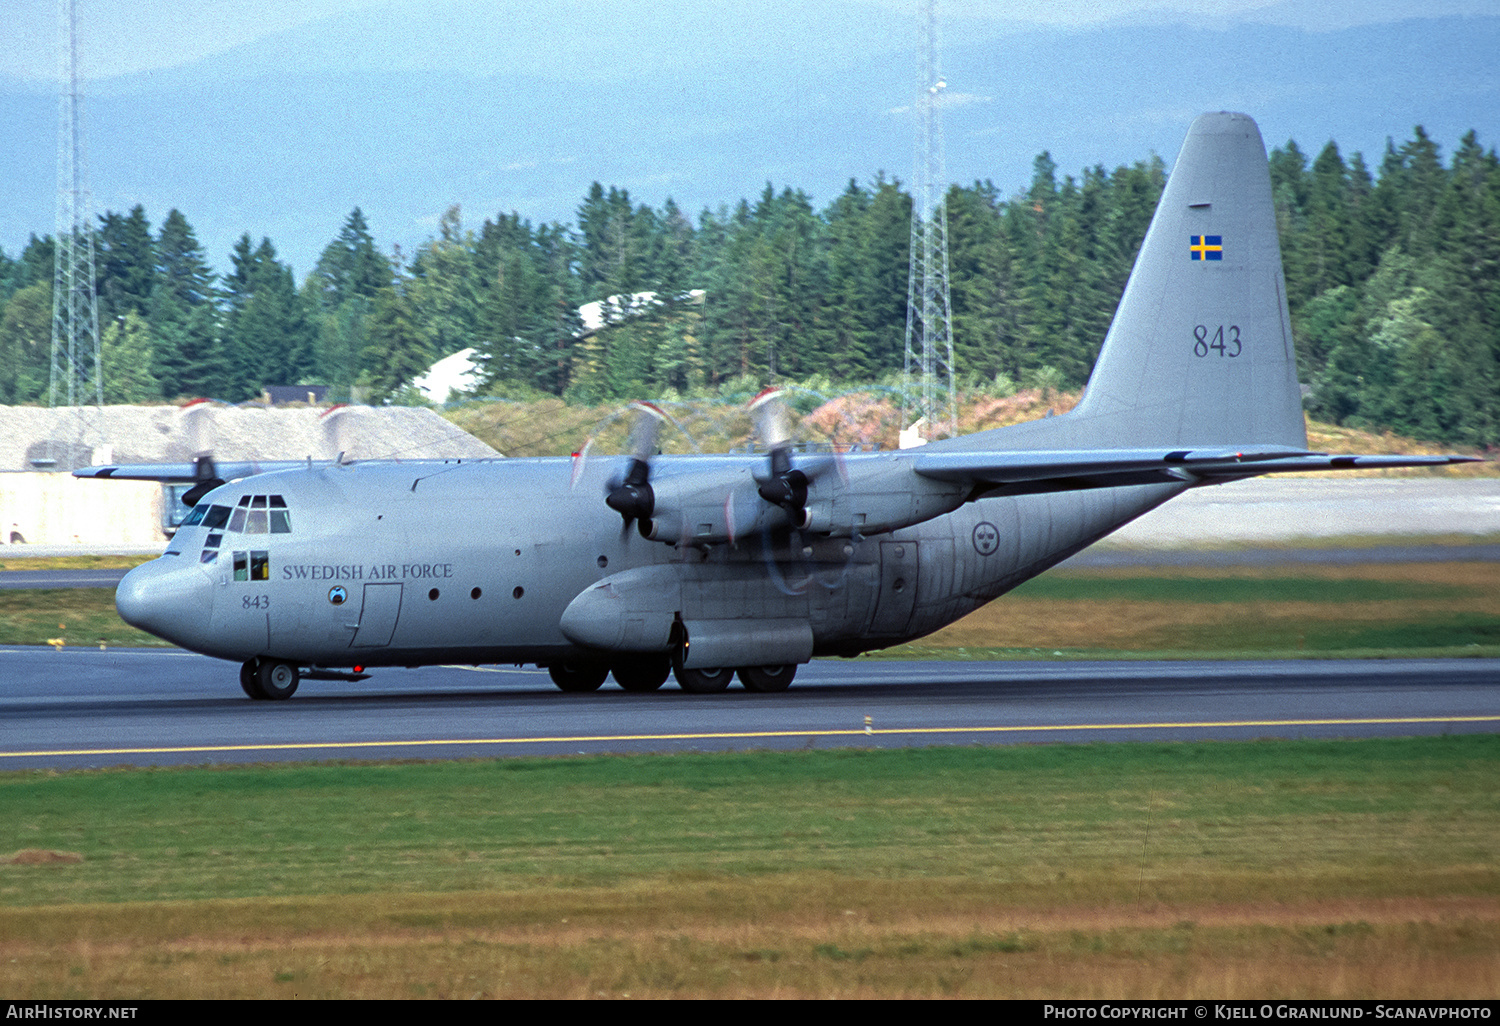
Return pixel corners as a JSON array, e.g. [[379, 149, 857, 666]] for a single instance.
[[958, 112, 1307, 452], [1073, 112, 1304, 448]]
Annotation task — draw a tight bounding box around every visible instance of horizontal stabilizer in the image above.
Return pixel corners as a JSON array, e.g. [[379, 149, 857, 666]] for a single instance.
[[914, 445, 1310, 484], [1189, 453, 1483, 478], [915, 447, 1480, 497]]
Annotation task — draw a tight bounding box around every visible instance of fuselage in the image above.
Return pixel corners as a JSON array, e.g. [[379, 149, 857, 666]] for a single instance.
[[115, 455, 1188, 671]]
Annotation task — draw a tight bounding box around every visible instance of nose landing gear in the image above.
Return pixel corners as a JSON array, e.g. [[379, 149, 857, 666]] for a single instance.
[[240, 658, 301, 700]]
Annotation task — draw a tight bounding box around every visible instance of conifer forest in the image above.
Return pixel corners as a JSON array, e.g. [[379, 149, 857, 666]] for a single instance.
[[1, 125, 1496, 449]]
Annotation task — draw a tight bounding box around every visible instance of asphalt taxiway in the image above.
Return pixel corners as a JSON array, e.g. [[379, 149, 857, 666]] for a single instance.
[[1, 647, 1495, 770]]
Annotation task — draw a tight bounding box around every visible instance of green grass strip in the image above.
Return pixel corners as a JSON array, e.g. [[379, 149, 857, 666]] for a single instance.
[[3, 735, 1496, 909]]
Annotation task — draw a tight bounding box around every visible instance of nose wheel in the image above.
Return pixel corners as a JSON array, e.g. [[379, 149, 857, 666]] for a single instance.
[[240, 658, 300, 700]]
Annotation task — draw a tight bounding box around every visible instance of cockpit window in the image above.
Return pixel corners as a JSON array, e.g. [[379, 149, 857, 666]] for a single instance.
[[246, 495, 268, 534], [269, 495, 291, 533], [202, 505, 231, 530], [183, 504, 208, 527], [212, 494, 291, 534]]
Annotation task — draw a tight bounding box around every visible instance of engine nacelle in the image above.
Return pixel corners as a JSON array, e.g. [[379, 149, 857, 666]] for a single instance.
[[639, 474, 793, 545], [795, 458, 968, 538], [635, 455, 969, 545]]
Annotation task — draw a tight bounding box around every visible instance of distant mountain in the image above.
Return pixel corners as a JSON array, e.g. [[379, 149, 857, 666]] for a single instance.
[[2, 6, 1496, 277]]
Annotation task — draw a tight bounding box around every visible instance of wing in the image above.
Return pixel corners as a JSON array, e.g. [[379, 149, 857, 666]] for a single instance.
[[72, 460, 309, 484], [73, 457, 314, 507]]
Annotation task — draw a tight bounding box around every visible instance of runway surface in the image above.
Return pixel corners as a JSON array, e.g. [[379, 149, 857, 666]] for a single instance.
[[2, 647, 1495, 770], [0, 568, 134, 589]]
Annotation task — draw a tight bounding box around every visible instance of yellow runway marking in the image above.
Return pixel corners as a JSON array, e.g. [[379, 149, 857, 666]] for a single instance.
[[3, 715, 1497, 759]]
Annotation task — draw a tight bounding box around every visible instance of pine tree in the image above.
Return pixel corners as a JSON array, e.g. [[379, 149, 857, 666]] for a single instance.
[[409, 205, 481, 362], [222, 237, 316, 398], [820, 180, 878, 382], [363, 277, 431, 404], [96, 206, 154, 326], [946, 180, 1018, 386], [151, 210, 221, 398], [306, 208, 390, 398], [0, 281, 51, 404], [101, 310, 160, 403]]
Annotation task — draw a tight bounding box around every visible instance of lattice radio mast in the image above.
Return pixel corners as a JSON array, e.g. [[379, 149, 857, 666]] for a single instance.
[[901, 0, 956, 444], [50, 0, 103, 411]]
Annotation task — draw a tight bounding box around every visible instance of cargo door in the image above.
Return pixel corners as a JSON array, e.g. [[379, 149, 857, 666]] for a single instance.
[[871, 541, 919, 635]]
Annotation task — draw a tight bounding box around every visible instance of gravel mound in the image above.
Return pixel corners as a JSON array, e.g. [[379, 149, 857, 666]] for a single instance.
[[0, 405, 500, 471]]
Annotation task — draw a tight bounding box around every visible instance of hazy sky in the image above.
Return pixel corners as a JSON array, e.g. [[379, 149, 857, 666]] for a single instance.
[[4, 0, 1495, 274], [3, 0, 1493, 81]]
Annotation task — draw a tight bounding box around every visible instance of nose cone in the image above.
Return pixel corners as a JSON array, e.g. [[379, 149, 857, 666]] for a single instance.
[[117, 558, 216, 651]]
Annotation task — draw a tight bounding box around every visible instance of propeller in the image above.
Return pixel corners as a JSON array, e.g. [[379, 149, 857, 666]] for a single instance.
[[180, 454, 226, 507], [604, 401, 667, 535], [750, 389, 811, 527]]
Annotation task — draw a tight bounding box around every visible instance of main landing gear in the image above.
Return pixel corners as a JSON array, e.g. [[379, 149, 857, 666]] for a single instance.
[[546, 656, 797, 694], [673, 662, 798, 693], [240, 657, 300, 700]]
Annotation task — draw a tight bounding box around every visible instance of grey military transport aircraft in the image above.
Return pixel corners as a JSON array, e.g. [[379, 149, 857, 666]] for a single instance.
[[78, 112, 1477, 699]]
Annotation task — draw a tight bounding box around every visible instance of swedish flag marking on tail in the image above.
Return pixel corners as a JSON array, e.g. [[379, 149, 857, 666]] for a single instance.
[[1190, 235, 1223, 260]]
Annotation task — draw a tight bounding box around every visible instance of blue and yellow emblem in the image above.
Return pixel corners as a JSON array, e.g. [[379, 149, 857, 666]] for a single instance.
[[1190, 235, 1223, 260]]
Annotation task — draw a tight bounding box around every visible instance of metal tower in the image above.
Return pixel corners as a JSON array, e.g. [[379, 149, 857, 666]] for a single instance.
[[51, 0, 103, 411], [901, 0, 956, 444]]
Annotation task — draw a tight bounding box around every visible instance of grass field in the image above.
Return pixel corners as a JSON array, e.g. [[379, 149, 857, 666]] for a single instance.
[[889, 561, 1500, 660], [1, 737, 1497, 998]]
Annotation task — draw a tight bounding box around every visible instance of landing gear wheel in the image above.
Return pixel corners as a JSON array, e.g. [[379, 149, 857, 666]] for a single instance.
[[674, 663, 733, 694], [240, 659, 264, 699], [256, 660, 300, 700], [738, 664, 797, 693], [612, 654, 671, 692], [549, 662, 609, 693]]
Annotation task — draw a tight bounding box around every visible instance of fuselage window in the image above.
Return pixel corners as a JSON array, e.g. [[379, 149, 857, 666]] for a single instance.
[[231, 551, 270, 581]]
